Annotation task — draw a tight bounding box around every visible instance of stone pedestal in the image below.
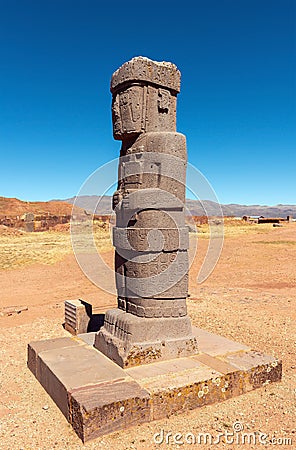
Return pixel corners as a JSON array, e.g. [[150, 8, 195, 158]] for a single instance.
[[28, 329, 282, 443], [94, 309, 196, 368], [94, 57, 198, 366]]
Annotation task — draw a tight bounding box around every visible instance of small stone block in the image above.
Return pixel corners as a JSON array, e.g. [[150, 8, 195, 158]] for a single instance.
[[64, 299, 91, 335], [69, 380, 151, 442]]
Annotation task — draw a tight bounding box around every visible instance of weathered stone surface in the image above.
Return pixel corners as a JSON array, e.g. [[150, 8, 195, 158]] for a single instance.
[[125, 355, 203, 379], [223, 350, 282, 389], [95, 309, 197, 368], [115, 208, 186, 229], [118, 148, 187, 198], [112, 226, 189, 252], [27, 337, 78, 377], [123, 131, 187, 158], [194, 352, 239, 374], [118, 188, 184, 210], [37, 343, 127, 390], [77, 331, 96, 346], [70, 381, 151, 442], [115, 252, 189, 299], [138, 363, 224, 420], [95, 57, 196, 365], [27, 331, 282, 441], [118, 297, 187, 318], [192, 326, 251, 356], [28, 336, 130, 419], [129, 350, 282, 421], [111, 56, 181, 93]]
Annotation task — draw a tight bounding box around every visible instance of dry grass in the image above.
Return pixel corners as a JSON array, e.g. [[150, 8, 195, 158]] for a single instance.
[[255, 240, 296, 245], [195, 217, 277, 238], [0, 231, 71, 269], [0, 218, 289, 270], [0, 222, 113, 270]]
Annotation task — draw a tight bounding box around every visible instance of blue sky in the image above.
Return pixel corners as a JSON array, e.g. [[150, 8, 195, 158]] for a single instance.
[[0, 0, 295, 205]]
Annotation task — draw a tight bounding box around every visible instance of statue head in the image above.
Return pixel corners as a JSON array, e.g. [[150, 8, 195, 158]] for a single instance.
[[110, 57, 181, 140]]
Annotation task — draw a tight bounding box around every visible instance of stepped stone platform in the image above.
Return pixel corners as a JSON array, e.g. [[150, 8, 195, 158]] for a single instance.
[[27, 327, 282, 443]]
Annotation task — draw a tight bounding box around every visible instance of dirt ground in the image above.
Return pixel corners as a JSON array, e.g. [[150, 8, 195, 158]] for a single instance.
[[0, 221, 295, 449]]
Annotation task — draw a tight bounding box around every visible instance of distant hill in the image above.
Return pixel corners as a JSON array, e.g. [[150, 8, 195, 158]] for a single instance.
[[1, 195, 294, 219], [0, 196, 80, 218], [64, 195, 113, 215], [215, 203, 296, 218], [63, 195, 296, 218]]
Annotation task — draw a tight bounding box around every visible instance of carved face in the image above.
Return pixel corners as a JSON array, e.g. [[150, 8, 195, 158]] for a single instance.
[[112, 85, 145, 139]]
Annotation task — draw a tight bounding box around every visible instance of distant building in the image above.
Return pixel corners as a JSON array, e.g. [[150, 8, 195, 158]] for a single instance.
[[242, 215, 292, 224], [242, 215, 264, 223]]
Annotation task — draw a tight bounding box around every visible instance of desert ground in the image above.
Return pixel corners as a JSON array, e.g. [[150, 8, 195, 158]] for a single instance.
[[0, 220, 295, 449]]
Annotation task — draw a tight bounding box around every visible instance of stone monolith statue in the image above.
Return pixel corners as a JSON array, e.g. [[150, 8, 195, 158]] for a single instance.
[[94, 56, 198, 367]]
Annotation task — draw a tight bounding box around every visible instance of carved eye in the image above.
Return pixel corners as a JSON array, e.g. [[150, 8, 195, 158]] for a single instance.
[[158, 88, 170, 113], [120, 93, 129, 105]]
